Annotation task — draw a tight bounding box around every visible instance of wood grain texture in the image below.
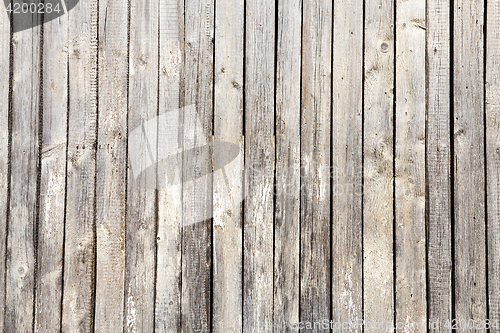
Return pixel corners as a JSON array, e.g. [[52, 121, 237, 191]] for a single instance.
[[331, 0, 363, 327], [35, 10, 68, 332], [363, 0, 394, 329], [212, 0, 244, 331], [4, 9, 41, 332], [182, 0, 214, 331], [243, 0, 275, 331], [274, 0, 301, 331], [95, 0, 129, 330], [453, 0, 487, 328], [395, 0, 426, 328], [300, 0, 332, 329], [155, 0, 184, 331], [124, 0, 158, 331], [486, 0, 500, 326], [426, 0, 452, 329]]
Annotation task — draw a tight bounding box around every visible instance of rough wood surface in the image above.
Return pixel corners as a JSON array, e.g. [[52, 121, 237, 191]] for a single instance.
[[453, 0, 487, 329], [363, 0, 395, 329], [331, 0, 363, 326], [243, 0, 275, 331], [300, 0, 332, 329], [212, 0, 244, 331], [274, 0, 301, 331], [94, 0, 129, 330]]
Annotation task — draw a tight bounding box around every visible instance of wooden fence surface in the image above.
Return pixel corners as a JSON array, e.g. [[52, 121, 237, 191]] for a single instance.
[[0, 0, 499, 331]]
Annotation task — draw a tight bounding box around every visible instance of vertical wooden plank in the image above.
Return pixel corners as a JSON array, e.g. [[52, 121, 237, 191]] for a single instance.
[[95, 0, 129, 330], [182, 0, 214, 331], [124, 0, 158, 331], [34, 9, 68, 332], [331, 0, 363, 326], [4, 7, 41, 332], [155, 0, 184, 330], [300, 0, 332, 329], [453, 0, 487, 328], [395, 0, 427, 328], [213, 0, 244, 330], [363, 0, 394, 329], [274, 0, 301, 331], [243, 0, 275, 331], [486, 0, 500, 326], [0, 5, 9, 333], [427, 0, 452, 329]]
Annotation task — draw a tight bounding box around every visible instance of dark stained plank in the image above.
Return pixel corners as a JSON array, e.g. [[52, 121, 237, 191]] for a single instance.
[[95, 0, 129, 330], [300, 0, 332, 330], [453, 0, 487, 329], [212, 0, 244, 330], [331, 0, 363, 325], [274, 0, 301, 331], [243, 0, 275, 331]]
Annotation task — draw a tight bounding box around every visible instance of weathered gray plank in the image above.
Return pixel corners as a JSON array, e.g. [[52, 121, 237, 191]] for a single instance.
[[487, 0, 500, 326], [300, 0, 332, 329], [212, 0, 244, 330], [95, 0, 129, 330], [453, 0, 487, 329], [34, 10, 68, 332], [363, 0, 394, 329], [0, 6, 9, 332], [4, 8, 41, 332], [124, 0, 159, 331], [331, 0, 363, 326], [274, 0, 301, 331], [395, 0, 427, 329], [155, 0, 184, 331], [243, 0, 275, 331], [427, 0, 452, 329], [182, 0, 214, 331]]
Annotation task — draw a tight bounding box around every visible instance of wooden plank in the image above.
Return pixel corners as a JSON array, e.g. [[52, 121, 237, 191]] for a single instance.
[[300, 0, 332, 329], [154, 0, 184, 331], [212, 0, 244, 330], [243, 0, 275, 331], [94, 0, 129, 330], [331, 0, 363, 326], [394, 0, 427, 328], [274, 0, 301, 331], [182, 0, 214, 331], [34, 9, 68, 332], [0, 5, 9, 332], [363, 0, 394, 329], [124, 0, 159, 331], [453, 0, 487, 329], [426, 0, 452, 329], [486, 0, 500, 326], [4, 8, 41, 332]]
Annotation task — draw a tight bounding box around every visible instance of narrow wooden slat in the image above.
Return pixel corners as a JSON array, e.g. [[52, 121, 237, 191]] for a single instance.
[[427, 0, 452, 329], [486, 0, 500, 326], [124, 0, 159, 331], [395, 0, 427, 328], [243, 0, 275, 331], [300, 0, 332, 329], [453, 0, 487, 329], [34, 10, 68, 332], [182, 0, 214, 331], [331, 0, 363, 326], [274, 0, 301, 331], [213, 0, 244, 330], [4, 9, 41, 332], [155, 0, 184, 331], [363, 0, 394, 329], [95, 0, 129, 330]]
